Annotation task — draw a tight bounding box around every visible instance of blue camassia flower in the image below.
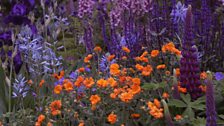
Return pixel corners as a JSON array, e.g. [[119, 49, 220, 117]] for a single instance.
[[13, 75, 30, 98], [214, 72, 224, 81], [170, 1, 187, 24]]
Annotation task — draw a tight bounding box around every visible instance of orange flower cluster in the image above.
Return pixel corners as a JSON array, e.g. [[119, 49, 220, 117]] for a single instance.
[[107, 77, 118, 88], [110, 63, 120, 76], [175, 68, 180, 77], [89, 95, 101, 105], [53, 70, 65, 80], [35, 114, 45, 126], [131, 113, 140, 119], [135, 51, 149, 63], [50, 100, 62, 116], [122, 46, 130, 53], [135, 64, 153, 76], [174, 114, 183, 121], [151, 50, 159, 57], [109, 77, 141, 102], [107, 113, 117, 124], [147, 99, 163, 119], [162, 42, 181, 56], [84, 54, 93, 63], [162, 92, 169, 99], [107, 54, 115, 61]]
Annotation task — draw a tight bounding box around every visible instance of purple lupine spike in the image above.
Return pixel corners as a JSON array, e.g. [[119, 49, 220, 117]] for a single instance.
[[84, 24, 94, 53], [180, 5, 202, 100], [205, 77, 217, 126]]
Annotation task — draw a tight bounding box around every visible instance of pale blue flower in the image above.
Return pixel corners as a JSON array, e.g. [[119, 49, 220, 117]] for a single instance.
[[170, 1, 187, 24]]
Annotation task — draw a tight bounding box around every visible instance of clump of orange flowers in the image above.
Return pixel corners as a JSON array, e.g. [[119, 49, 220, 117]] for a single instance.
[[90, 95, 101, 105], [162, 42, 181, 56], [50, 100, 62, 116], [147, 99, 164, 119], [74, 76, 84, 87], [135, 64, 153, 76], [135, 51, 149, 63], [107, 112, 117, 124], [174, 114, 183, 121]]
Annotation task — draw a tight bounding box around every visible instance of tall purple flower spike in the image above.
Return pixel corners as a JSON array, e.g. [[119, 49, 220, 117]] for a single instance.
[[180, 5, 202, 100], [205, 76, 217, 126]]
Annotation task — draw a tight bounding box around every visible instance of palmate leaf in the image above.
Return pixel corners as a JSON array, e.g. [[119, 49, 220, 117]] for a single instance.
[[168, 99, 187, 108], [142, 82, 166, 90], [0, 67, 8, 114]]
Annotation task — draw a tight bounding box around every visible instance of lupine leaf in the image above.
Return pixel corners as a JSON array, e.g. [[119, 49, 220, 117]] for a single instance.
[[168, 99, 187, 107]]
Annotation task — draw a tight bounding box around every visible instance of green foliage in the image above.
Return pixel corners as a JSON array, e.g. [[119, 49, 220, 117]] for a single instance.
[[0, 67, 8, 114]]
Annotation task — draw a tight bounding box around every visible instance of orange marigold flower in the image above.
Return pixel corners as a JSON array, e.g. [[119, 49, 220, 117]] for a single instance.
[[110, 63, 120, 76], [94, 46, 102, 52], [90, 95, 101, 105], [142, 65, 153, 76], [162, 92, 170, 99], [174, 114, 183, 121], [35, 122, 41, 126], [153, 99, 161, 108], [27, 79, 33, 85], [119, 92, 133, 102], [74, 76, 84, 87], [165, 71, 171, 76], [63, 80, 73, 92], [178, 86, 187, 93], [39, 79, 45, 87], [78, 67, 85, 73], [54, 85, 63, 94], [107, 54, 115, 61], [91, 104, 97, 111], [50, 100, 62, 116], [122, 56, 127, 60], [157, 64, 166, 70], [151, 50, 160, 57], [97, 79, 108, 88], [175, 68, 180, 77], [110, 93, 117, 99], [200, 72, 207, 79], [37, 114, 45, 123], [131, 113, 140, 118], [132, 78, 141, 85], [84, 54, 93, 63], [78, 122, 85, 126], [53, 70, 65, 80], [135, 64, 144, 71], [83, 77, 94, 88], [131, 84, 141, 94], [107, 77, 117, 88], [199, 85, 206, 92], [122, 46, 130, 53], [107, 113, 117, 124], [47, 122, 53, 126], [141, 51, 148, 57]]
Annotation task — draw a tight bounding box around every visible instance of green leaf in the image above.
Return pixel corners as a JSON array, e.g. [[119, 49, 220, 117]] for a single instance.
[[142, 82, 166, 90], [180, 93, 191, 103], [219, 115, 224, 120], [168, 99, 187, 108], [0, 67, 8, 114], [183, 107, 195, 121], [191, 117, 206, 126]]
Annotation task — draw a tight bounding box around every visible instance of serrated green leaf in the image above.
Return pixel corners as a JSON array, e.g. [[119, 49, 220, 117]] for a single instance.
[[183, 107, 194, 121], [181, 93, 191, 103], [168, 99, 187, 107], [142, 82, 166, 90]]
